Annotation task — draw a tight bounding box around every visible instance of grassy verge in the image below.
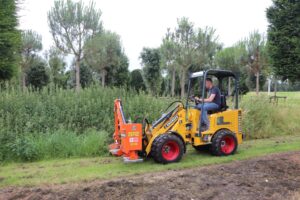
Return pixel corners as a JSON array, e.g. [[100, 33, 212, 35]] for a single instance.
[[0, 135, 299, 188], [241, 92, 300, 139]]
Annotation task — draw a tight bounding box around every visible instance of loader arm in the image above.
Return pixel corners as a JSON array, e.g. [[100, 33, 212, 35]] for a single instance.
[[113, 99, 126, 142]]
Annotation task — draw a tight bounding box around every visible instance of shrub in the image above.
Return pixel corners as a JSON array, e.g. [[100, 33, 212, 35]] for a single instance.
[[7, 135, 39, 161], [241, 95, 300, 139], [2, 130, 110, 162]]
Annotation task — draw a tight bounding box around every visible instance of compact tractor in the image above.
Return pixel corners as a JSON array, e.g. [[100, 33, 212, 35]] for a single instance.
[[109, 69, 243, 164]]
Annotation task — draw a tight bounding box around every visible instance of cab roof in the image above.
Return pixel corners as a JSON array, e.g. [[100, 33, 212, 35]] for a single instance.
[[190, 69, 236, 79]]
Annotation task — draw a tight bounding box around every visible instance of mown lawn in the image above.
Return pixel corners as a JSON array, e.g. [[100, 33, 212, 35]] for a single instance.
[[0, 135, 300, 188]]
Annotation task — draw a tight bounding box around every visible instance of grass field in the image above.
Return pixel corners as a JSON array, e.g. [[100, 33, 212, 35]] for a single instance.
[[0, 135, 300, 188]]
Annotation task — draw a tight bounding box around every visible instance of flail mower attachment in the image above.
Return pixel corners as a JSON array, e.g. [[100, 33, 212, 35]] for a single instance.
[[109, 99, 143, 163]]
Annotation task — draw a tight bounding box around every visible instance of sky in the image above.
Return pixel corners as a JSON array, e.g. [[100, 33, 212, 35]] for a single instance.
[[18, 0, 273, 71]]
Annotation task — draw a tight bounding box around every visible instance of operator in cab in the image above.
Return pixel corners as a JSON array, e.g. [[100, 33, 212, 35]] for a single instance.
[[195, 78, 221, 131]]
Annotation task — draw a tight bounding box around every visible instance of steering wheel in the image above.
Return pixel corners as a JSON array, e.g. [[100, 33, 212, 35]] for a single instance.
[[189, 95, 200, 105]]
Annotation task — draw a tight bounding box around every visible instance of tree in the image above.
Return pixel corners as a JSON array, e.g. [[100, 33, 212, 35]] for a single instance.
[[140, 48, 162, 95], [245, 31, 268, 95], [215, 42, 249, 94], [267, 0, 300, 82], [79, 63, 93, 88], [193, 26, 221, 69], [46, 47, 66, 88], [62, 62, 93, 89], [160, 29, 177, 97], [48, 0, 102, 91], [26, 57, 49, 90], [84, 31, 124, 87], [106, 54, 130, 87], [20, 30, 42, 89], [130, 69, 146, 92], [173, 18, 196, 98], [0, 0, 21, 81], [170, 18, 220, 98], [246, 73, 267, 92]]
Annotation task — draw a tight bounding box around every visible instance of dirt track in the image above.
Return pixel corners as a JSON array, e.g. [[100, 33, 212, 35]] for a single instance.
[[1, 151, 300, 200]]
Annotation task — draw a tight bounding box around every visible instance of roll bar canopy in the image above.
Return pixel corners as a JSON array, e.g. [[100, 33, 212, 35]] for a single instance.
[[190, 69, 236, 79], [186, 69, 239, 110]]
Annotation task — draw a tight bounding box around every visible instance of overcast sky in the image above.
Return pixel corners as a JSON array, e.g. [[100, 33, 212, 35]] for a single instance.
[[18, 0, 273, 70]]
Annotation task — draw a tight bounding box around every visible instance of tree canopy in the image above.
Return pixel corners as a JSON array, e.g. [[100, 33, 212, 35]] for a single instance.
[[267, 0, 300, 82], [0, 0, 21, 81], [84, 31, 125, 87], [140, 48, 162, 95], [20, 30, 43, 89], [48, 0, 103, 91], [46, 47, 66, 88]]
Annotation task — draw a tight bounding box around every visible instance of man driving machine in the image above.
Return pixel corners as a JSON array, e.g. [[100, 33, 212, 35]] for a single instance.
[[195, 78, 221, 131]]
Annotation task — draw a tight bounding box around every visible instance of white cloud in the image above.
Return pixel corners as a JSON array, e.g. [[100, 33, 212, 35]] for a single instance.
[[18, 0, 273, 70]]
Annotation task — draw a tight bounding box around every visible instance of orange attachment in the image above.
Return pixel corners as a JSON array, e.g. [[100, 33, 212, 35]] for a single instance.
[[109, 99, 143, 162]]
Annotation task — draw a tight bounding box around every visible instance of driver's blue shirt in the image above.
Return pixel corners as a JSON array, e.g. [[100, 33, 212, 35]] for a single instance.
[[209, 86, 221, 106]]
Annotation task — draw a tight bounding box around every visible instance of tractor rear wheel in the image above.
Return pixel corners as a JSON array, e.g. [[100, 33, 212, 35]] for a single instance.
[[211, 130, 238, 156], [151, 134, 184, 164]]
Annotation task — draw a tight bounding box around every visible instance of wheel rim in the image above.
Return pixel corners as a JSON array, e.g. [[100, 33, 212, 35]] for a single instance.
[[161, 141, 180, 161], [220, 136, 235, 154]]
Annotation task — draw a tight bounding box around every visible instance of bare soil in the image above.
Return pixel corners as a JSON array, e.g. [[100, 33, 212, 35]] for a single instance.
[[1, 151, 300, 200]]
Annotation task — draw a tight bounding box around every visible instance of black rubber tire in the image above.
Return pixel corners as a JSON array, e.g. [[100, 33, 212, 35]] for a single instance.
[[193, 144, 211, 152], [210, 130, 238, 156], [151, 134, 184, 164]]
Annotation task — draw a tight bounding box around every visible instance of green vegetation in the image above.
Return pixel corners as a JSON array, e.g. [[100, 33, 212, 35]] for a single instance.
[[20, 30, 43, 89], [2, 0, 299, 95], [241, 92, 300, 139], [267, 0, 300, 82], [0, 86, 299, 162], [140, 48, 162, 95], [48, 0, 103, 91], [2, 130, 109, 162], [0, 0, 21, 81], [0, 135, 299, 187], [0, 86, 172, 161]]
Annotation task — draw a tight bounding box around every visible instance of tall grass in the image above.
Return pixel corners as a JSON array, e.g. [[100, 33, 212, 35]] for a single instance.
[[241, 94, 300, 139], [0, 86, 171, 135], [0, 86, 172, 162], [3, 130, 109, 162], [0, 86, 299, 162]]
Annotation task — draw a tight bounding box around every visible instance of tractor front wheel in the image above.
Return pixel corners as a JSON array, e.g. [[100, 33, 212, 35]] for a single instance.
[[211, 130, 238, 156], [151, 134, 184, 164]]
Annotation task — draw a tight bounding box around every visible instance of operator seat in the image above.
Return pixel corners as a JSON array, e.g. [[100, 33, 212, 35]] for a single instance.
[[220, 95, 228, 111], [208, 95, 228, 114]]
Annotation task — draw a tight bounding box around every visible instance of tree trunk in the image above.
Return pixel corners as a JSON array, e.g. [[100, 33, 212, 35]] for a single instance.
[[101, 69, 106, 87], [256, 71, 259, 95], [21, 71, 26, 91], [171, 69, 176, 97], [180, 69, 186, 99], [228, 78, 231, 96], [75, 58, 81, 92], [267, 78, 271, 96], [274, 77, 277, 97]]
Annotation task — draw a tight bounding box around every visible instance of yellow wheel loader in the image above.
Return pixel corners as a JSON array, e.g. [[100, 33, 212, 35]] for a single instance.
[[109, 69, 243, 164]]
